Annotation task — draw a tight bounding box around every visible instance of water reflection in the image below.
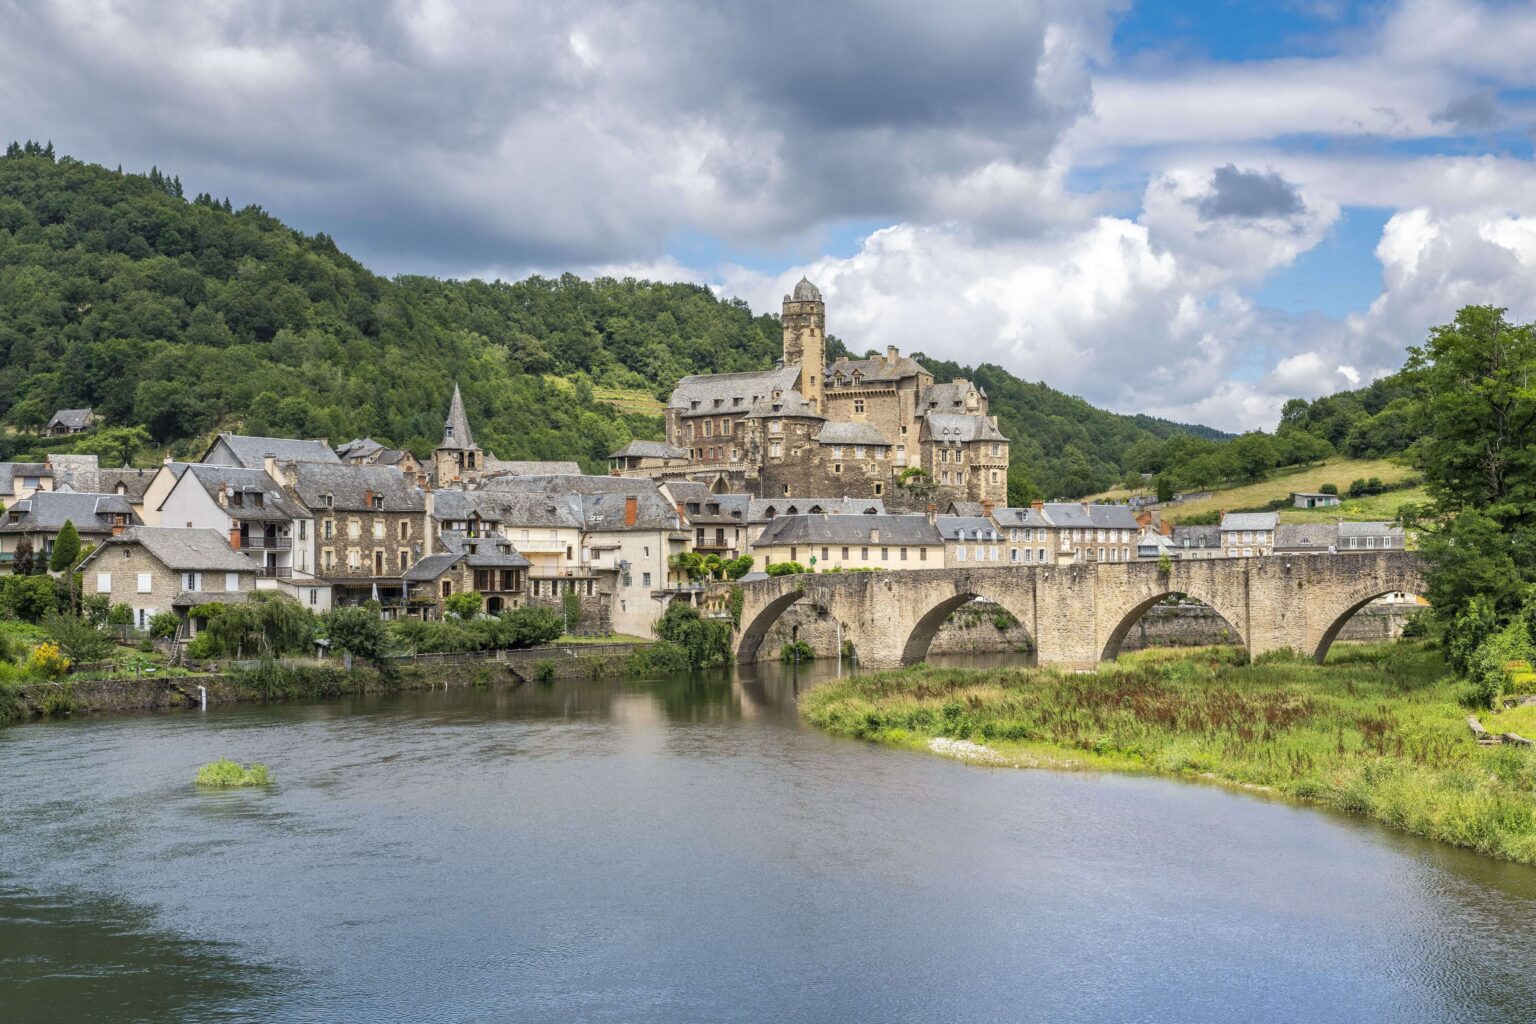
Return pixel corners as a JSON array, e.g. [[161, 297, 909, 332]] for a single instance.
[[1, 657, 1534, 1023]]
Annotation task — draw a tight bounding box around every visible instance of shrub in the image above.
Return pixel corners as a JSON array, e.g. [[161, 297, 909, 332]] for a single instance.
[[107, 603, 134, 626], [766, 561, 808, 576], [653, 602, 732, 667], [444, 590, 483, 620], [533, 659, 556, 683], [148, 611, 181, 639], [43, 610, 116, 664], [186, 631, 220, 660], [780, 640, 814, 662], [195, 759, 274, 787], [501, 606, 563, 648], [82, 593, 110, 626], [27, 641, 71, 678], [321, 606, 392, 667], [625, 640, 692, 676], [561, 588, 582, 630], [1319, 483, 1338, 495]]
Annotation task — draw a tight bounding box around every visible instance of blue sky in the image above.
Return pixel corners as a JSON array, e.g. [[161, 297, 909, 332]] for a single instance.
[[2, 0, 1533, 429]]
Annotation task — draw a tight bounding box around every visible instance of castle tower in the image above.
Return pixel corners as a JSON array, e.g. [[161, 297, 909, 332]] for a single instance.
[[782, 277, 825, 412], [432, 382, 483, 486]]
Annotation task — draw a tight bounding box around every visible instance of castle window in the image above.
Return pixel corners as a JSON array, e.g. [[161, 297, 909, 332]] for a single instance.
[[874, 483, 883, 495], [833, 463, 842, 475], [704, 420, 712, 437], [769, 442, 781, 458], [854, 446, 864, 459], [720, 418, 730, 434], [769, 420, 782, 434], [854, 399, 865, 414]]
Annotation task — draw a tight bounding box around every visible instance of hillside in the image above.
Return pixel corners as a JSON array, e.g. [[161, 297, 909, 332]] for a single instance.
[[1092, 456, 1422, 523], [0, 143, 1224, 490]]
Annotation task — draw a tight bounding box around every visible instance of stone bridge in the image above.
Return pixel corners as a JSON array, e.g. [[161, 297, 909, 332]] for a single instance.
[[733, 552, 1425, 669]]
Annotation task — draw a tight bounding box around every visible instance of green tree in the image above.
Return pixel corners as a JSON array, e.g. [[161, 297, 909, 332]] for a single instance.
[[502, 606, 563, 648], [48, 520, 81, 573], [72, 425, 152, 466], [653, 602, 732, 668], [322, 606, 391, 667], [445, 590, 483, 620], [42, 609, 115, 663]]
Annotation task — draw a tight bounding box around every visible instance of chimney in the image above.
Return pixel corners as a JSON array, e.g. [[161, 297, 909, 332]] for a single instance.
[[1031, 500, 1043, 510], [363, 488, 374, 508], [228, 524, 241, 550], [886, 345, 897, 364], [263, 453, 278, 481], [627, 496, 640, 527], [981, 499, 994, 518], [111, 520, 125, 537], [925, 503, 937, 525]]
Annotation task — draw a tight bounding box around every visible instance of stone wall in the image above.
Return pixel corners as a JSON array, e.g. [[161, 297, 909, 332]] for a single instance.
[[1119, 602, 1416, 652], [526, 591, 612, 636]]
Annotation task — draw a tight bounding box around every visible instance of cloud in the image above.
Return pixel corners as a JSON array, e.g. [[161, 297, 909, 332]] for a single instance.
[[1196, 165, 1304, 220], [1431, 90, 1501, 132]]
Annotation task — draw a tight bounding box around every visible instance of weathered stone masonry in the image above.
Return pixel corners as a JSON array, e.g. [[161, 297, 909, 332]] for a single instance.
[[733, 552, 1425, 669]]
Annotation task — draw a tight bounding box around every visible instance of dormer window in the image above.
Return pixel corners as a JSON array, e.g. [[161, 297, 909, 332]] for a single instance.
[[323, 493, 334, 509], [372, 495, 383, 510], [231, 491, 244, 507], [253, 492, 264, 508]]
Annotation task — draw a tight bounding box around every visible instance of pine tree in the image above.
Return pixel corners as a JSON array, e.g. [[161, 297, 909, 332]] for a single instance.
[[49, 520, 81, 573]]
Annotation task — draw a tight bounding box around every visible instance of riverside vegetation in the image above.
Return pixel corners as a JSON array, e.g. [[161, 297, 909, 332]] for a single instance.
[[801, 642, 1536, 864]]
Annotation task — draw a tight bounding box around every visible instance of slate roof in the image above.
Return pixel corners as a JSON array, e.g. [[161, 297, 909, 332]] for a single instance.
[[935, 515, 1001, 542], [747, 497, 886, 522], [669, 365, 802, 413], [947, 501, 986, 516], [745, 389, 824, 420], [47, 454, 100, 492], [441, 383, 476, 449], [286, 461, 425, 513], [0, 462, 52, 493], [336, 437, 384, 460], [432, 484, 680, 532], [182, 465, 306, 521], [208, 433, 341, 469], [1220, 512, 1279, 531], [47, 408, 93, 429], [485, 459, 582, 477], [438, 530, 531, 568], [1038, 502, 1139, 529], [756, 513, 943, 547], [924, 413, 1007, 443], [791, 277, 821, 302], [431, 489, 584, 529], [917, 381, 984, 415], [815, 421, 890, 446], [1337, 521, 1405, 540], [98, 468, 158, 503], [610, 440, 689, 460], [825, 353, 928, 384], [404, 552, 462, 582], [173, 591, 249, 607], [990, 506, 1050, 528], [1275, 523, 1338, 550], [1172, 525, 1222, 548], [98, 527, 260, 572], [1137, 529, 1177, 555], [0, 491, 137, 533]]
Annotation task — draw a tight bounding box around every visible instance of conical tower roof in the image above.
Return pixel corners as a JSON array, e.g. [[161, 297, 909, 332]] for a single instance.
[[441, 383, 476, 449]]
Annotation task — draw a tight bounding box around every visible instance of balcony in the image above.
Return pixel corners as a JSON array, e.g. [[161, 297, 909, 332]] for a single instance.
[[240, 535, 291, 550], [256, 566, 294, 578], [509, 538, 570, 554], [528, 565, 598, 578]]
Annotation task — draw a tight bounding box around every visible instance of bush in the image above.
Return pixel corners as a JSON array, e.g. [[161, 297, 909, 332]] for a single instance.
[[780, 640, 814, 662], [624, 640, 692, 676], [1, 574, 60, 622], [444, 590, 483, 620], [1319, 483, 1338, 495], [186, 631, 220, 660], [42, 610, 116, 664], [653, 602, 732, 668], [107, 603, 134, 626], [766, 561, 809, 576], [148, 611, 181, 639], [195, 759, 274, 787], [561, 588, 583, 630], [502, 606, 563, 648], [1465, 622, 1536, 709], [533, 659, 556, 683], [321, 606, 392, 667], [27, 641, 71, 679]]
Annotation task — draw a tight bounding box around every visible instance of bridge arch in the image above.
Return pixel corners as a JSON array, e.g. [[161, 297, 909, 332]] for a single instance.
[[1098, 587, 1247, 664], [735, 586, 858, 664], [900, 589, 1036, 666], [1309, 578, 1428, 663]]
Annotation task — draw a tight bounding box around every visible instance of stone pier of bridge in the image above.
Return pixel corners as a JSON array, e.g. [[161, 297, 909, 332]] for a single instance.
[[731, 553, 1425, 670]]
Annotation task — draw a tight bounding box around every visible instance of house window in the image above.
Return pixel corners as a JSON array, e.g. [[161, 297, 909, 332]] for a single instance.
[[643, 572, 652, 588], [873, 483, 883, 495], [1038, 548, 1046, 562], [348, 520, 361, 540], [841, 546, 850, 560], [399, 521, 410, 540], [348, 550, 360, 570], [309, 589, 318, 606], [854, 399, 865, 414], [860, 546, 869, 560], [372, 521, 385, 541], [323, 548, 335, 571], [881, 547, 889, 560], [769, 442, 782, 458], [136, 573, 152, 594], [225, 572, 240, 591], [96, 572, 112, 593], [900, 547, 908, 560], [919, 548, 927, 561], [182, 572, 200, 592], [323, 519, 334, 540], [704, 420, 713, 437], [324, 494, 334, 509], [956, 547, 967, 561], [833, 463, 842, 475], [769, 419, 782, 434]]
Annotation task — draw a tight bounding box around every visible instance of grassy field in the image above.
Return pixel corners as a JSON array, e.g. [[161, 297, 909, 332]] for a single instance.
[[1092, 457, 1419, 523], [1278, 485, 1430, 524], [801, 643, 1536, 865]]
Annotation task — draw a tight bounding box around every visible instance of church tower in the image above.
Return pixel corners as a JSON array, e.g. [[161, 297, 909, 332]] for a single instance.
[[432, 383, 484, 486], [782, 277, 825, 412]]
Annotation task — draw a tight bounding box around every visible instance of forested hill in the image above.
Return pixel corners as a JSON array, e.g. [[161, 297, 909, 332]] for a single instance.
[[0, 144, 1223, 494]]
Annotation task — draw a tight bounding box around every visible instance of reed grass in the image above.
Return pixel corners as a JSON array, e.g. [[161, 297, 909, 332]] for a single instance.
[[801, 643, 1536, 864]]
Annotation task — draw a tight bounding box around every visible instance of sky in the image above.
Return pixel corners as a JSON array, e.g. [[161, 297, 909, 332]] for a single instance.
[[2, 0, 1534, 431]]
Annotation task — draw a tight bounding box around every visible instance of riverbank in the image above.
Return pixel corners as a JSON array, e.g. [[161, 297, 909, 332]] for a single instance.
[[800, 643, 1536, 865]]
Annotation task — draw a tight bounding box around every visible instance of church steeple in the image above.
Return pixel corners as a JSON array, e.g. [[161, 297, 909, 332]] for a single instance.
[[442, 383, 474, 449]]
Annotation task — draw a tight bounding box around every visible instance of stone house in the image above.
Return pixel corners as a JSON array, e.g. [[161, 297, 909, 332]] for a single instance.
[[935, 515, 1005, 566], [0, 491, 137, 572], [45, 408, 94, 435], [1219, 512, 1278, 557], [1337, 521, 1407, 552], [78, 527, 257, 633], [1031, 501, 1141, 564], [271, 460, 429, 612], [336, 437, 426, 485], [753, 513, 944, 571], [662, 481, 749, 560], [1170, 524, 1222, 559], [201, 432, 340, 470], [404, 530, 530, 618], [991, 505, 1054, 565]]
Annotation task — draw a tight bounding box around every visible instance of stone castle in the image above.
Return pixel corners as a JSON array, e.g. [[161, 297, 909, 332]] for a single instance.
[[656, 279, 1009, 506]]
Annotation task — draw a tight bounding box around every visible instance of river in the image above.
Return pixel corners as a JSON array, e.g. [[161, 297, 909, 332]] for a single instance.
[[4, 655, 1536, 1023]]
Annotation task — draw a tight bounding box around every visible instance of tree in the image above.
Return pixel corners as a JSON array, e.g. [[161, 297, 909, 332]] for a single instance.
[[72, 425, 151, 466], [12, 539, 36, 577], [322, 606, 391, 667], [42, 609, 115, 663], [208, 592, 317, 657], [1319, 483, 1338, 496], [501, 606, 563, 648], [722, 555, 754, 580], [445, 590, 483, 620], [1006, 464, 1038, 507], [653, 602, 732, 668], [48, 520, 81, 573], [1228, 432, 1278, 483], [1154, 473, 1175, 504]]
